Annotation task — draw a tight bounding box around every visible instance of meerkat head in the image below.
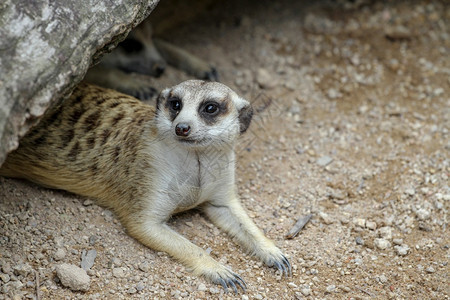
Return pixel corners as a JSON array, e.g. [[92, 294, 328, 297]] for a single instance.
[[100, 23, 166, 77], [156, 80, 253, 149]]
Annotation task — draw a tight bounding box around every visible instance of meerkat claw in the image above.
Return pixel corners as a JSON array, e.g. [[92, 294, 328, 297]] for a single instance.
[[282, 255, 292, 276], [233, 273, 247, 291], [214, 272, 247, 293]]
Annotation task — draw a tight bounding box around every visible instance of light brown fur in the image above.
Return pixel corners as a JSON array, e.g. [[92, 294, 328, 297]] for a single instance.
[[0, 82, 290, 292]]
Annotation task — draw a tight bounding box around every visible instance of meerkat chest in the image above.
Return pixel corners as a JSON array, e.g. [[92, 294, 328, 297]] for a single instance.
[[154, 145, 235, 212]]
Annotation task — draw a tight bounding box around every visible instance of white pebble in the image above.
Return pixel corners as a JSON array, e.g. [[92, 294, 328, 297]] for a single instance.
[[319, 212, 333, 224], [374, 238, 391, 250], [378, 227, 393, 240], [366, 221, 377, 230], [394, 245, 410, 256], [405, 188, 415, 196], [301, 286, 311, 296], [393, 238, 403, 245], [197, 283, 207, 291], [415, 208, 431, 220], [316, 156, 333, 167], [354, 218, 366, 228], [326, 285, 336, 293]]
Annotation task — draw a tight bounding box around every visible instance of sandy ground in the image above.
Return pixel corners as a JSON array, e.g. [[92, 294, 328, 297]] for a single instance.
[[1, 0, 449, 299]]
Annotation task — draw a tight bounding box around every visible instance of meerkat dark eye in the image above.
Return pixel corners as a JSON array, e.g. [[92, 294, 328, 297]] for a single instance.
[[169, 98, 182, 112], [204, 103, 219, 115], [119, 38, 143, 53]]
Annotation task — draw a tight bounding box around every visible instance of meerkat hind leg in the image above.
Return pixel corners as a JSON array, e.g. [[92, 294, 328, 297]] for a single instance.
[[127, 219, 246, 292], [203, 199, 292, 276], [84, 66, 157, 100], [153, 38, 218, 81]]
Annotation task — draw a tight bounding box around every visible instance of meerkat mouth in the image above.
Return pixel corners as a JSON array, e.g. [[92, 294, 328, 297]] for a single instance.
[[177, 137, 209, 145]]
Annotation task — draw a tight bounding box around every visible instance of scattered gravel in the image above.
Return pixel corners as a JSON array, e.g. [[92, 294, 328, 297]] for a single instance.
[[0, 0, 448, 299]]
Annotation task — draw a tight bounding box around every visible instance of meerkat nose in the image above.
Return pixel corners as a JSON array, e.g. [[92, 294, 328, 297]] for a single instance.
[[153, 63, 165, 78], [175, 123, 191, 137]]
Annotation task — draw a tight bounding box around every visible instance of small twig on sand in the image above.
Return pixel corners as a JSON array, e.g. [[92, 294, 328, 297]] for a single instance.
[[286, 214, 313, 239]]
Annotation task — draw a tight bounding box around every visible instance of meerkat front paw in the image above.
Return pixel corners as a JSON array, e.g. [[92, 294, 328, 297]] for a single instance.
[[194, 259, 247, 293], [256, 245, 292, 277]]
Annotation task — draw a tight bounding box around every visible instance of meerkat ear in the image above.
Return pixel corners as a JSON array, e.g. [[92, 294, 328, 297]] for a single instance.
[[237, 98, 253, 134], [156, 88, 171, 109]]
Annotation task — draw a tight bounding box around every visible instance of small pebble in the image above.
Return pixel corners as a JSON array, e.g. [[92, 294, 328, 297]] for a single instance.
[[426, 266, 435, 273], [326, 285, 336, 293], [13, 263, 33, 276], [53, 248, 66, 261], [366, 221, 377, 230], [89, 235, 98, 246], [316, 156, 333, 167], [374, 238, 391, 250], [354, 218, 366, 228], [327, 88, 342, 99], [416, 208, 431, 220], [301, 286, 311, 296], [378, 227, 393, 240], [255, 294, 263, 300], [197, 283, 207, 291], [138, 262, 150, 273], [405, 188, 415, 196], [83, 200, 94, 206], [355, 236, 364, 245], [110, 257, 121, 267], [394, 245, 410, 256], [0, 273, 10, 283], [393, 238, 403, 245], [136, 282, 145, 291], [112, 268, 125, 278], [379, 275, 388, 283]]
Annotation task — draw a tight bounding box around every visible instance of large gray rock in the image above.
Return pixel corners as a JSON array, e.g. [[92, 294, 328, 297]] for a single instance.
[[0, 0, 159, 166]]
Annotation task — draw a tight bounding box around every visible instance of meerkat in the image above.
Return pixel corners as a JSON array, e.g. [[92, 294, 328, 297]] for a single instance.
[[0, 81, 291, 292], [85, 19, 218, 100]]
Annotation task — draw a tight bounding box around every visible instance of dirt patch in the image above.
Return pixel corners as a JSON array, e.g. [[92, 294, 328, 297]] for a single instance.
[[1, 0, 448, 299]]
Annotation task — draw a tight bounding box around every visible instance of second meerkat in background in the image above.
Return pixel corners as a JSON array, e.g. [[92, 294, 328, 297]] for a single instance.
[[0, 80, 291, 292]]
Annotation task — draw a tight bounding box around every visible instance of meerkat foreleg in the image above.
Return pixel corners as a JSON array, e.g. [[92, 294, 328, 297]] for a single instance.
[[126, 215, 246, 292], [203, 198, 291, 276]]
